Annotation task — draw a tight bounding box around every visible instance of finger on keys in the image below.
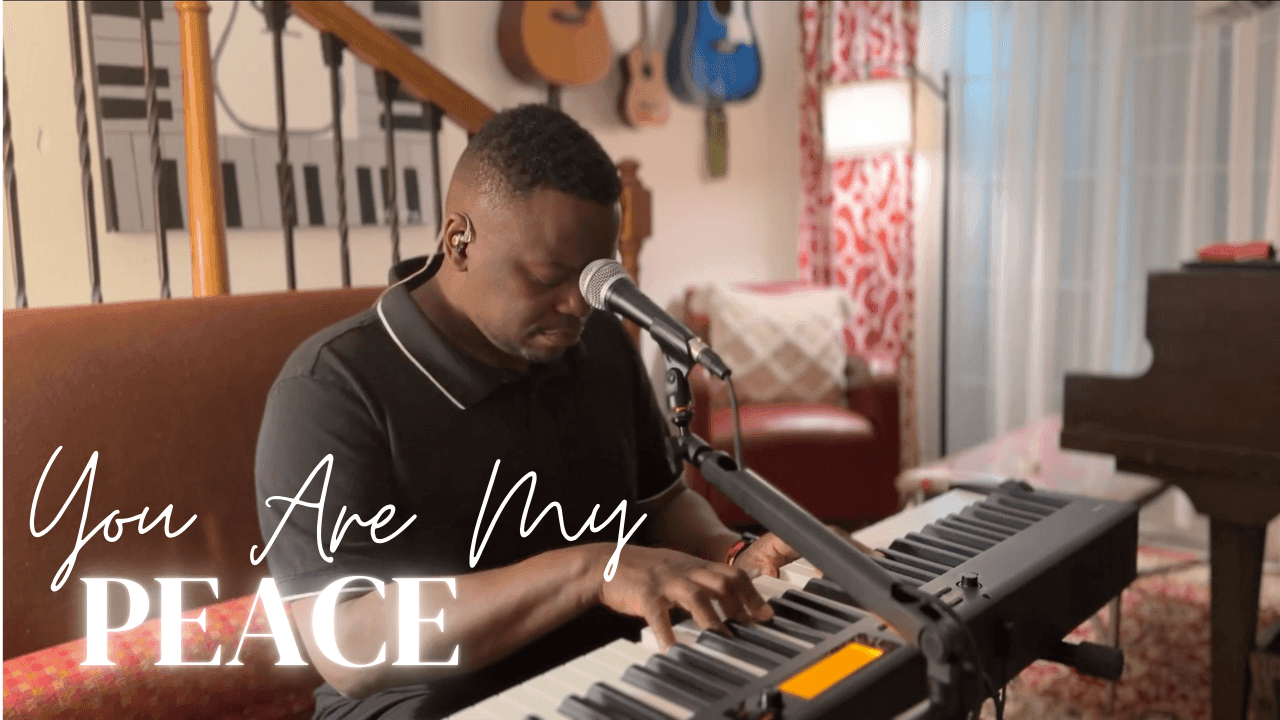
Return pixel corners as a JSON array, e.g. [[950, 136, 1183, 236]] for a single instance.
[[680, 583, 730, 636], [644, 604, 677, 652], [695, 568, 753, 624], [734, 576, 774, 622]]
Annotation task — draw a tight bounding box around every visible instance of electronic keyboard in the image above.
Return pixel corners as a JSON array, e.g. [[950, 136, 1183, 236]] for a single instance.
[[445, 482, 1137, 720]]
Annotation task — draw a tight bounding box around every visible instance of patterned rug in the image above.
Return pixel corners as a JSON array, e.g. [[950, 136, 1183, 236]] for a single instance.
[[980, 547, 1280, 720]]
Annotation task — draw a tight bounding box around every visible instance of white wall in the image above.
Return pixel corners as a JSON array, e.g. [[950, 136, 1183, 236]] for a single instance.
[[3, 1, 802, 315]]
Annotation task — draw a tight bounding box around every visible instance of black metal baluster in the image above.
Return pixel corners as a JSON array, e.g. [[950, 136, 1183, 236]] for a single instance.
[[4, 71, 28, 309], [378, 71, 400, 265], [81, 5, 118, 232], [321, 33, 350, 288], [426, 102, 443, 235], [139, 0, 169, 298], [68, 0, 103, 303], [266, 1, 297, 290]]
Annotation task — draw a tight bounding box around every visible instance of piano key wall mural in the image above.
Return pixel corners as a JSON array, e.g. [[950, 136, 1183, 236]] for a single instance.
[[87, 0, 439, 234]]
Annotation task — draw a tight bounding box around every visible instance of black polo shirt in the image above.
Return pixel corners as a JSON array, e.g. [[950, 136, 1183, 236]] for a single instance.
[[254, 255, 683, 719]]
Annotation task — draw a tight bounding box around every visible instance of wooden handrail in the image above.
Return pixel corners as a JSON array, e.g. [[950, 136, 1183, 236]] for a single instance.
[[286, 1, 494, 134], [169, 0, 650, 305], [175, 0, 230, 295]]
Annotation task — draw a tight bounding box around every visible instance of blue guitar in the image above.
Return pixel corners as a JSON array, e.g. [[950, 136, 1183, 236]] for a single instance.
[[667, 1, 762, 177], [667, 1, 763, 106]]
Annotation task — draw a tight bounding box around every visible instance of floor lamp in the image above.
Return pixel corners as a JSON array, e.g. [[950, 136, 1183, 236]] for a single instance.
[[822, 68, 952, 456]]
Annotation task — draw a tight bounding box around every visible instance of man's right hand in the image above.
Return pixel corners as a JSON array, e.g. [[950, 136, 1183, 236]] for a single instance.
[[596, 545, 774, 650]]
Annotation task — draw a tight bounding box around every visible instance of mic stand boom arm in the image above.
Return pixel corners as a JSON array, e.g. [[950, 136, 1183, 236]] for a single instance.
[[661, 354, 977, 719]]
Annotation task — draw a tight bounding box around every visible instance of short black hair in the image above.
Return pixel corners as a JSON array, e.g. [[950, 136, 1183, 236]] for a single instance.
[[462, 104, 620, 207]]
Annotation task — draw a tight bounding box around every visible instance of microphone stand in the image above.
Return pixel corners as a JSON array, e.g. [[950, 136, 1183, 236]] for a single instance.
[[660, 351, 981, 720]]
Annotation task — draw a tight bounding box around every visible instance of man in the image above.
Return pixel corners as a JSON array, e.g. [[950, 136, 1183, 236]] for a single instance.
[[256, 105, 808, 720]]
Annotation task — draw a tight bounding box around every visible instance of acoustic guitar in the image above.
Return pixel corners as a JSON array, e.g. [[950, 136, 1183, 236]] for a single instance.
[[498, 1, 613, 109], [618, 1, 669, 128], [667, 1, 762, 177]]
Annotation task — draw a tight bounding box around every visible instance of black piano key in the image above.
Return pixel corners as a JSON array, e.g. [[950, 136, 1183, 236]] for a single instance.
[[647, 653, 734, 699], [764, 615, 829, 645], [696, 630, 787, 669], [972, 505, 1033, 530], [955, 509, 1018, 537], [992, 494, 1056, 518], [303, 164, 325, 226], [923, 523, 995, 551], [802, 577, 860, 606], [667, 644, 755, 686], [769, 597, 849, 634], [587, 683, 676, 720], [521, 715, 544, 720], [559, 694, 621, 720], [905, 531, 978, 559], [885, 569, 924, 587], [939, 518, 1006, 544], [873, 556, 937, 583], [980, 498, 1043, 524], [877, 547, 952, 576], [784, 588, 865, 623], [621, 665, 712, 710], [998, 486, 1069, 509], [356, 167, 377, 225], [890, 537, 968, 567], [725, 620, 801, 658]]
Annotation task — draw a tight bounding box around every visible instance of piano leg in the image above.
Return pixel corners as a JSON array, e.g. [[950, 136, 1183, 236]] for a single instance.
[[1210, 518, 1267, 720]]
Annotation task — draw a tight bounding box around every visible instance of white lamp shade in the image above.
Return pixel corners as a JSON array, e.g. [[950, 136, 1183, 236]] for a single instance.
[[823, 78, 913, 157]]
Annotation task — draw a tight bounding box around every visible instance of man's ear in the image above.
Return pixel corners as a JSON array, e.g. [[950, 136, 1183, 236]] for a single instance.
[[440, 212, 475, 269]]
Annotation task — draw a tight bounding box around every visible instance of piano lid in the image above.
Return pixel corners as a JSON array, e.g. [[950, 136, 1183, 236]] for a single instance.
[[1061, 267, 1280, 479]]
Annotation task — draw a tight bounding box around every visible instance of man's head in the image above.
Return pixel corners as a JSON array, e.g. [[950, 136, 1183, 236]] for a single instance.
[[427, 105, 621, 368]]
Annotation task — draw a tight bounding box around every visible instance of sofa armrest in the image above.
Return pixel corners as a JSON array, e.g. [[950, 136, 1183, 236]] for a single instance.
[[847, 373, 901, 469]]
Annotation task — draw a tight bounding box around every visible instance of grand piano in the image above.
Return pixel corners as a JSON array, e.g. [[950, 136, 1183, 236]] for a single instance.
[[1062, 264, 1280, 720]]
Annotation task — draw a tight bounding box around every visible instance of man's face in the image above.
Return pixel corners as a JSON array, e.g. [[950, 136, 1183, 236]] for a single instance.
[[461, 188, 619, 364]]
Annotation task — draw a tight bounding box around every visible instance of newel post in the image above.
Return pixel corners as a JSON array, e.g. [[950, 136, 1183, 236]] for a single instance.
[[174, 0, 229, 295]]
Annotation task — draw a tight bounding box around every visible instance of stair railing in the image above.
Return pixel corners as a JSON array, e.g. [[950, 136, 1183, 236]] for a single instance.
[[5, 0, 652, 317]]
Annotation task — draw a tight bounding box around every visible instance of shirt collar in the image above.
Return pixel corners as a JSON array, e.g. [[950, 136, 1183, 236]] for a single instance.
[[376, 255, 586, 410]]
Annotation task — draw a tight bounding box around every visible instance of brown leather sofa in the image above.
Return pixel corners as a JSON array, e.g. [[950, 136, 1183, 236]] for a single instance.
[[675, 287, 902, 529], [3, 288, 380, 718]]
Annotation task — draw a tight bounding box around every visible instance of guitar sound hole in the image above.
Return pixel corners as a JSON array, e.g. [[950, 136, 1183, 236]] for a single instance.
[[714, 0, 732, 16], [552, 1, 592, 24], [642, 62, 653, 78]]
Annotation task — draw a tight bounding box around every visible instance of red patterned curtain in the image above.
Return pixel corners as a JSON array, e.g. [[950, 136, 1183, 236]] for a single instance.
[[798, 0, 919, 468]]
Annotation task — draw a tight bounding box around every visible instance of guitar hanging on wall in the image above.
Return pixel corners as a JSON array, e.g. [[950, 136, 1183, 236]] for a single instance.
[[667, 0, 762, 178], [619, 1, 670, 128], [498, 0, 613, 110]]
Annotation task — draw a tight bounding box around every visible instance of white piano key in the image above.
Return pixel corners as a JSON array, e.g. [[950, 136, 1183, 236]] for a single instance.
[[484, 685, 564, 720], [750, 620, 815, 649], [642, 621, 767, 677], [753, 574, 801, 599], [774, 490, 987, 584], [852, 490, 985, 549], [569, 648, 689, 719], [536, 664, 597, 697], [447, 697, 510, 720]]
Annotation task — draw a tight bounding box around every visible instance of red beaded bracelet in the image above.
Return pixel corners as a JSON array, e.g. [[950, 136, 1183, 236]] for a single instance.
[[724, 532, 759, 566]]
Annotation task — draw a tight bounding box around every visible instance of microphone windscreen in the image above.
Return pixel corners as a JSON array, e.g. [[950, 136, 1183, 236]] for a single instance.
[[579, 259, 626, 310]]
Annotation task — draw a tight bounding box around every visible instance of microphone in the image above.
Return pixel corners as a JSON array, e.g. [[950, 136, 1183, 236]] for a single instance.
[[579, 259, 731, 379]]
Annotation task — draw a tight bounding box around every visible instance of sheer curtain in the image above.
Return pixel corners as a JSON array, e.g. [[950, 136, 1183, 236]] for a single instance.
[[919, 0, 1279, 456]]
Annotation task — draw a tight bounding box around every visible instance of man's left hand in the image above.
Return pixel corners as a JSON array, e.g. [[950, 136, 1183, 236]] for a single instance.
[[731, 528, 879, 579]]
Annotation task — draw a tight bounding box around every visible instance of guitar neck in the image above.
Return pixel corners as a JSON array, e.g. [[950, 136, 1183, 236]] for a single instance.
[[639, 1, 650, 56]]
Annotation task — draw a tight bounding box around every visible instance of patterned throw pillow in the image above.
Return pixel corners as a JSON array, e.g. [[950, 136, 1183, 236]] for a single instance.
[[702, 283, 855, 407]]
